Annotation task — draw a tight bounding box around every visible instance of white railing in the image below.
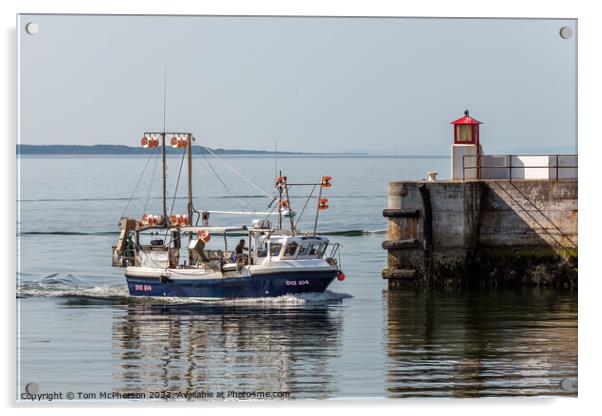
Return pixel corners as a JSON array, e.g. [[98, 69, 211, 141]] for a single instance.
[[462, 154, 578, 181]]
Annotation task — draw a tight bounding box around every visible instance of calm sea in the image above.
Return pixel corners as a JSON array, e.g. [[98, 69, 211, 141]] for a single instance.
[[16, 155, 577, 400]]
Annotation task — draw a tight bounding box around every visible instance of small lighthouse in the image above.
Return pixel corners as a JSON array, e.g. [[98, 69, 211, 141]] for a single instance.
[[450, 110, 483, 180]]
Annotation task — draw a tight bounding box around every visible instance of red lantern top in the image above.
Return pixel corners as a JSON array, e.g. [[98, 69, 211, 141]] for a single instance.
[[451, 110, 481, 145], [450, 110, 482, 125]]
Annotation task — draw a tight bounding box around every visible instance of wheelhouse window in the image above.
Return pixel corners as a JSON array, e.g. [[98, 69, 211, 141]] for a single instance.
[[317, 242, 328, 257], [284, 241, 299, 257], [256, 242, 268, 258], [269, 243, 283, 257], [298, 242, 311, 256]]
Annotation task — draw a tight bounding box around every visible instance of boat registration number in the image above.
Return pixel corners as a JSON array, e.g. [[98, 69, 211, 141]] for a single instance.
[[285, 280, 310, 286], [134, 284, 152, 292]]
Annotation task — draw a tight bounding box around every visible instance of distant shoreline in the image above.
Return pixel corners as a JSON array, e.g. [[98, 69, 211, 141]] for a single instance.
[[16, 144, 312, 156], [15, 144, 449, 158]]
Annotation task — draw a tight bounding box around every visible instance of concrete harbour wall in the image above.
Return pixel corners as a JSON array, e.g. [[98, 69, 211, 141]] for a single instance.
[[382, 180, 577, 288]]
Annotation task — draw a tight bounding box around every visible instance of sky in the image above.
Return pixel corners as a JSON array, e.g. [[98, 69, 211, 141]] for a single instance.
[[18, 15, 577, 154]]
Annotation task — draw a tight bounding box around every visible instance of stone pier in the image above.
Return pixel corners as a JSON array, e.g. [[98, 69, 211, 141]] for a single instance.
[[382, 180, 578, 288]]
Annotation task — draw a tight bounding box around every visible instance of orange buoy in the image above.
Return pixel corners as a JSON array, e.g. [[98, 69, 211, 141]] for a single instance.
[[170, 136, 179, 148], [319, 198, 329, 210], [337, 271, 345, 281], [179, 214, 189, 225], [275, 176, 287, 188], [321, 176, 332, 187], [141, 137, 149, 148], [169, 215, 178, 226]]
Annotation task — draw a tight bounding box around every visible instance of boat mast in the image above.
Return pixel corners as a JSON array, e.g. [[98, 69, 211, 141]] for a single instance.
[[187, 133, 193, 225], [283, 178, 295, 236], [187, 133, 193, 264], [161, 134, 167, 224], [161, 67, 168, 225], [278, 170, 283, 230], [313, 182, 323, 236]]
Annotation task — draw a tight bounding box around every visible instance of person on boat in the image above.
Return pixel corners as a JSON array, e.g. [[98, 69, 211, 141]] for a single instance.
[[194, 230, 211, 263], [232, 239, 248, 264]]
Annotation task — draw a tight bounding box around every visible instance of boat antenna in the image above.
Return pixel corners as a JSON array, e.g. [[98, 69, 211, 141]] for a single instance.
[[274, 141, 278, 181], [313, 176, 324, 236], [278, 170, 283, 230], [163, 66, 167, 134], [161, 66, 168, 225]]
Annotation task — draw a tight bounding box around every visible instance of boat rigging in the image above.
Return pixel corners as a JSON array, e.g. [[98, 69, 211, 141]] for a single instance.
[[112, 131, 345, 298]]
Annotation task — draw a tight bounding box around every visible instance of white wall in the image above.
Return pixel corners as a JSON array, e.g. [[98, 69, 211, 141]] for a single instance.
[[451, 144, 478, 180], [514, 156, 550, 179]]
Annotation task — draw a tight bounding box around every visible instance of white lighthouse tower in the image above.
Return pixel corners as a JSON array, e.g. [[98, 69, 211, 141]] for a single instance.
[[450, 110, 483, 180]]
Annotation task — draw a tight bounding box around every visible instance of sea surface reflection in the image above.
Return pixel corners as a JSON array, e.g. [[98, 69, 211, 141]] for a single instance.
[[111, 302, 344, 399], [385, 289, 578, 398]]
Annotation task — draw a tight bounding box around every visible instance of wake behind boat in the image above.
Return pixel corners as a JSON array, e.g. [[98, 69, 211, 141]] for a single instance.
[[112, 132, 345, 299]]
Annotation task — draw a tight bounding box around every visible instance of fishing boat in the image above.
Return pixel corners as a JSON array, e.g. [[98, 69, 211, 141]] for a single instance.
[[112, 132, 345, 298]]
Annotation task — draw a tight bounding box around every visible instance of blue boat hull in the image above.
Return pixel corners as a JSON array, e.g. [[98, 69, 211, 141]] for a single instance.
[[126, 270, 338, 298]]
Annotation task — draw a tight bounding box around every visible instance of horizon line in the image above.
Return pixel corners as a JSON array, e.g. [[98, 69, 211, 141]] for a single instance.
[[16, 143, 452, 157]]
